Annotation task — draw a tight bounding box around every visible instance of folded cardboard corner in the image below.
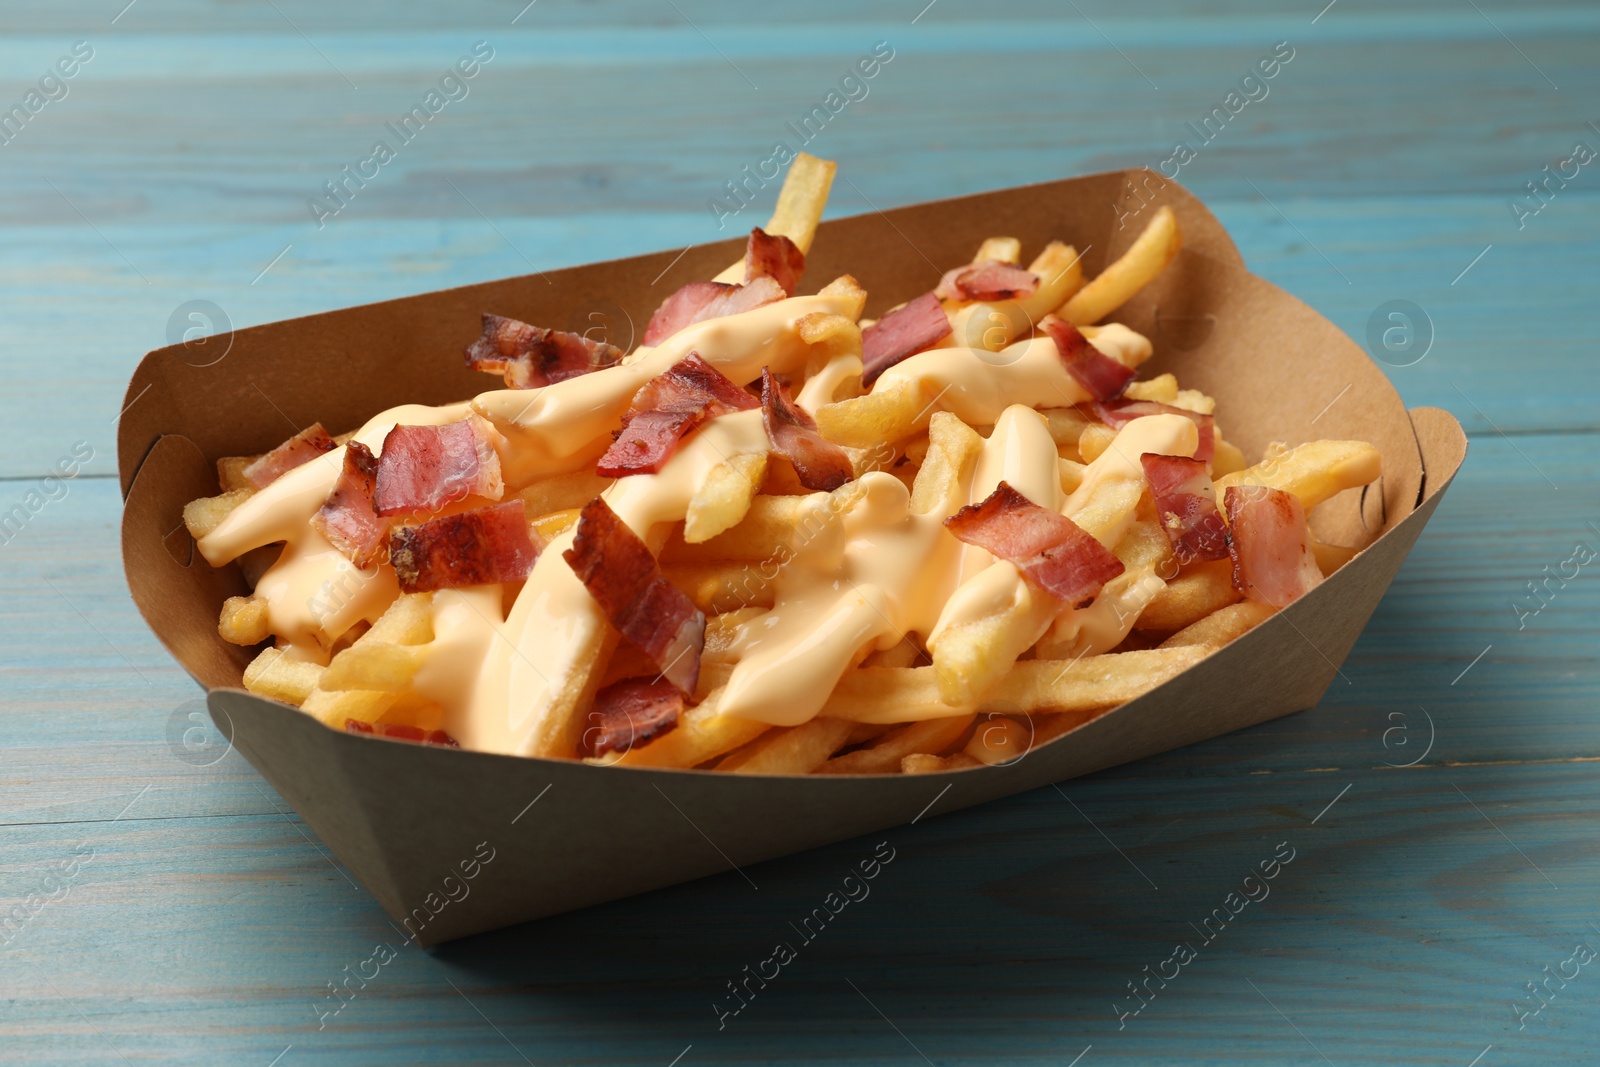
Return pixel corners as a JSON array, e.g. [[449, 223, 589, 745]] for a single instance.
[[120, 171, 1467, 942]]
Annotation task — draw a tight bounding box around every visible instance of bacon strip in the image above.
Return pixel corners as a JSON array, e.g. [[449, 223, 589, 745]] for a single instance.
[[935, 260, 1040, 303], [313, 441, 389, 567], [1140, 454, 1230, 565], [1090, 398, 1216, 464], [242, 423, 337, 489], [744, 227, 805, 294], [374, 416, 504, 516], [761, 368, 854, 491], [1224, 485, 1324, 607], [945, 481, 1125, 607], [596, 353, 759, 477], [642, 275, 787, 347], [861, 292, 953, 386], [389, 500, 538, 594], [563, 497, 704, 695], [1042, 316, 1135, 402], [345, 720, 460, 747], [464, 313, 623, 389], [581, 677, 684, 758]]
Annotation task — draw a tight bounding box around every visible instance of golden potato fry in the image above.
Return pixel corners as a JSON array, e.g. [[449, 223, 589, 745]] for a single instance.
[[242, 646, 325, 706], [815, 378, 936, 448], [1214, 440, 1382, 510], [947, 241, 1084, 351], [901, 752, 983, 774], [218, 595, 270, 646], [964, 714, 1034, 765], [1040, 408, 1094, 454], [663, 562, 776, 613], [1078, 424, 1117, 464], [712, 152, 838, 284], [721, 716, 853, 774], [976, 236, 1022, 264], [797, 311, 863, 361], [1060, 206, 1181, 325], [662, 494, 812, 564], [216, 455, 259, 493], [530, 508, 581, 549], [609, 688, 768, 769], [1174, 388, 1216, 415], [1136, 559, 1240, 632], [514, 470, 612, 517], [1160, 600, 1277, 648], [1123, 373, 1179, 404], [911, 412, 984, 516], [184, 488, 253, 540], [1212, 438, 1247, 476], [365, 592, 434, 645], [322, 641, 427, 693], [826, 646, 1208, 723], [816, 713, 975, 774], [302, 687, 396, 728], [685, 452, 767, 544]]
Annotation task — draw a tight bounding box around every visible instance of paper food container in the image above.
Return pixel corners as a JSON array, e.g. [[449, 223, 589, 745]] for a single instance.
[[120, 170, 1467, 945]]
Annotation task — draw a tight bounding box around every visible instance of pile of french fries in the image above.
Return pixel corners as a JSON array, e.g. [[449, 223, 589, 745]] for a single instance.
[[186, 154, 1381, 774]]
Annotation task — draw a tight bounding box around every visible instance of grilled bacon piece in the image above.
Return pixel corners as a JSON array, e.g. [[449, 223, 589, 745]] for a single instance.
[[388, 500, 538, 594], [374, 415, 504, 516], [1041, 316, 1135, 403], [242, 422, 337, 489], [1140, 453, 1231, 565], [312, 440, 389, 567], [1224, 485, 1324, 607], [945, 481, 1125, 607], [464, 313, 623, 389], [760, 367, 853, 491], [1089, 397, 1216, 464], [642, 275, 787, 347], [563, 497, 704, 696], [596, 353, 759, 477], [934, 260, 1040, 303], [860, 292, 952, 386], [581, 677, 683, 758], [744, 227, 806, 294]]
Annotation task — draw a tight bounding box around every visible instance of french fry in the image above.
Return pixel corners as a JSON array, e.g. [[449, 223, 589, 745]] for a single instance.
[[824, 647, 1208, 724], [948, 242, 1084, 351], [322, 641, 427, 693], [964, 714, 1033, 765], [910, 412, 983, 516], [685, 453, 767, 544], [608, 688, 769, 769], [976, 236, 1022, 264], [863, 634, 925, 669], [663, 494, 812, 564], [514, 470, 612, 518], [902, 752, 983, 774], [1214, 440, 1382, 510], [663, 561, 776, 613], [216, 455, 258, 493], [217, 595, 270, 646], [1123, 373, 1179, 404], [1060, 206, 1182, 325], [816, 713, 975, 774], [721, 716, 853, 775], [365, 592, 434, 645], [815, 377, 937, 448], [713, 152, 838, 283], [242, 646, 325, 706], [1078, 424, 1116, 464], [1040, 408, 1094, 454], [1137, 560, 1239, 632], [1160, 600, 1277, 648], [1059, 458, 1086, 494], [302, 687, 396, 728], [529, 508, 581, 549], [1212, 438, 1247, 476], [183, 488, 253, 540]]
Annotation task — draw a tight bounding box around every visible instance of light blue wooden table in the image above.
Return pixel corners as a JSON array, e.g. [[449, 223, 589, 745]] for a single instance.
[[2, 2, 1597, 1063]]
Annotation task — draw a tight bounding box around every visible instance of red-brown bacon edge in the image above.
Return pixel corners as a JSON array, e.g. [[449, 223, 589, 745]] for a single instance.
[[1041, 316, 1135, 403], [760, 367, 854, 491], [935, 260, 1040, 303], [596, 353, 759, 477], [312, 440, 389, 568], [642, 275, 788, 348], [373, 415, 505, 517], [581, 677, 684, 758], [1090, 398, 1216, 464], [1140, 453, 1230, 565], [1223, 485, 1324, 607], [242, 422, 337, 489], [388, 500, 538, 594], [944, 481, 1125, 608], [563, 497, 705, 696], [744, 227, 806, 294], [860, 292, 953, 387], [465, 313, 624, 389]]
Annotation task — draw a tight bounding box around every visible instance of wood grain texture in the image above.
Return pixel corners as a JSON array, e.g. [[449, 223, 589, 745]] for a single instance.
[[0, 1, 1595, 1064]]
